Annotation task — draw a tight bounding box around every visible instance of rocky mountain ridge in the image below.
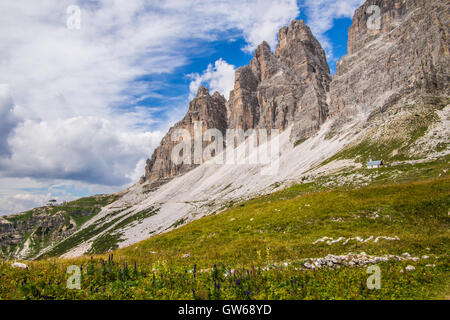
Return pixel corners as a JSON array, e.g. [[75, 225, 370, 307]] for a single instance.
[[1, 0, 448, 260], [143, 0, 449, 189], [143, 19, 331, 186]]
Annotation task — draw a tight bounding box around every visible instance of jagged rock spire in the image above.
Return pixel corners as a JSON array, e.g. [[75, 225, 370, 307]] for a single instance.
[[142, 84, 227, 188], [228, 19, 331, 142]]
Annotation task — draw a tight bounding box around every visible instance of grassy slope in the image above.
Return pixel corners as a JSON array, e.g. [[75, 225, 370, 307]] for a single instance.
[[38, 207, 159, 258], [120, 178, 449, 265], [0, 163, 448, 300], [323, 100, 448, 165]]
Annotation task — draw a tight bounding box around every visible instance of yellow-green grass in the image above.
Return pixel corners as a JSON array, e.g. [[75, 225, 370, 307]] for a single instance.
[[117, 177, 450, 266], [0, 174, 448, 300], [0, 256, 447, 300]]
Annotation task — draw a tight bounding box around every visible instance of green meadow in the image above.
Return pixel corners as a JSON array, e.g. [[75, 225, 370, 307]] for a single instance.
[[0, 158, 448, 300]]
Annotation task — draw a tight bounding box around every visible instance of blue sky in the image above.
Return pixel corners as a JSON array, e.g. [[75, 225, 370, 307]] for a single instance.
[[129, 37, 253, 128], [123, 8, 355, 131], [0, 0, 364, 215], [127, 1, 357, 127]]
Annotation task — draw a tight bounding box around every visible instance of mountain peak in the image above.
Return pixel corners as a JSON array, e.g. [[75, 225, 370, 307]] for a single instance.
[[196, 86, 210, 97], [275, 19, 330, 80], [276, 19, 313, 53], [212, 91, 225, 101], [249, 40, 279, 82], [256, 40, 271, 51]]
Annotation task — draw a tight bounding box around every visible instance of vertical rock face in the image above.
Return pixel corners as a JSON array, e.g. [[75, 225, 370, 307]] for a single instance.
[[227, 20, 331, 143], [0, 218, 13, 234], [274, 20, 331, 142], [330, 0, 449, 118], [143, 87, 227, 188], [227, 64, 260, 131]]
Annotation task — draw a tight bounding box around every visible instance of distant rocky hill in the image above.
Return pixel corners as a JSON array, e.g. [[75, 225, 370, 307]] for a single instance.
[[1, 0, 448, 260], [0, 195, 120, 259]]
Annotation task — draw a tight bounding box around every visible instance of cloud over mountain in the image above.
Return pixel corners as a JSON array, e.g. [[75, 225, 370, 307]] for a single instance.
[[0, 0, 300, 214], [188, 59, 236, 100]]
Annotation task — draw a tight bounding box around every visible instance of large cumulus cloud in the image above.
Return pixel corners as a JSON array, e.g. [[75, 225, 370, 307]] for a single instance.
[[0, 0, 300, 214], [0, 85, 19, 158]]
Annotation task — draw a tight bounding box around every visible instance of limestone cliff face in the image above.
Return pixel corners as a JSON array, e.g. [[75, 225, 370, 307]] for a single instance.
[[143, 87, 227, 188], [330, 0, 449, 118], [275, 20, 331, 142], [228, 20, 331, 143]]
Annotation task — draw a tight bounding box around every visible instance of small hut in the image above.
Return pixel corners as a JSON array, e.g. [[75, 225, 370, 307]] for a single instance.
[[366, 159, 383, 169]]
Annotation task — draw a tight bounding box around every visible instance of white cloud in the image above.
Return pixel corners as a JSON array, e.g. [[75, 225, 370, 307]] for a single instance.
[[189, 59, 236, 100], [0, 0, 299, 124], [0, 192, 51, 215], [126, 158, 148, 183], [0, 84, 19, 157], [0, 0, 300, 214], [0, 116, 164, 185], [302, 0, 364, 63], [157, 0, 299, 52]]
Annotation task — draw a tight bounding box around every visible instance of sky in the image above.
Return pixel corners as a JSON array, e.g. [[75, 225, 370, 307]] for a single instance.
[[0, 0, 364, 215]]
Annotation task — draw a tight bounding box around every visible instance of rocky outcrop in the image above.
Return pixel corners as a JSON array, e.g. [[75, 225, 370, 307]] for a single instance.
[[0, 217, 13, 233], [301, 252, 427, 270], [330, 0, 449, 118], [143, 87, 227, 188], [228, 20, 331, 143], [0, 210, 68, 259]]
